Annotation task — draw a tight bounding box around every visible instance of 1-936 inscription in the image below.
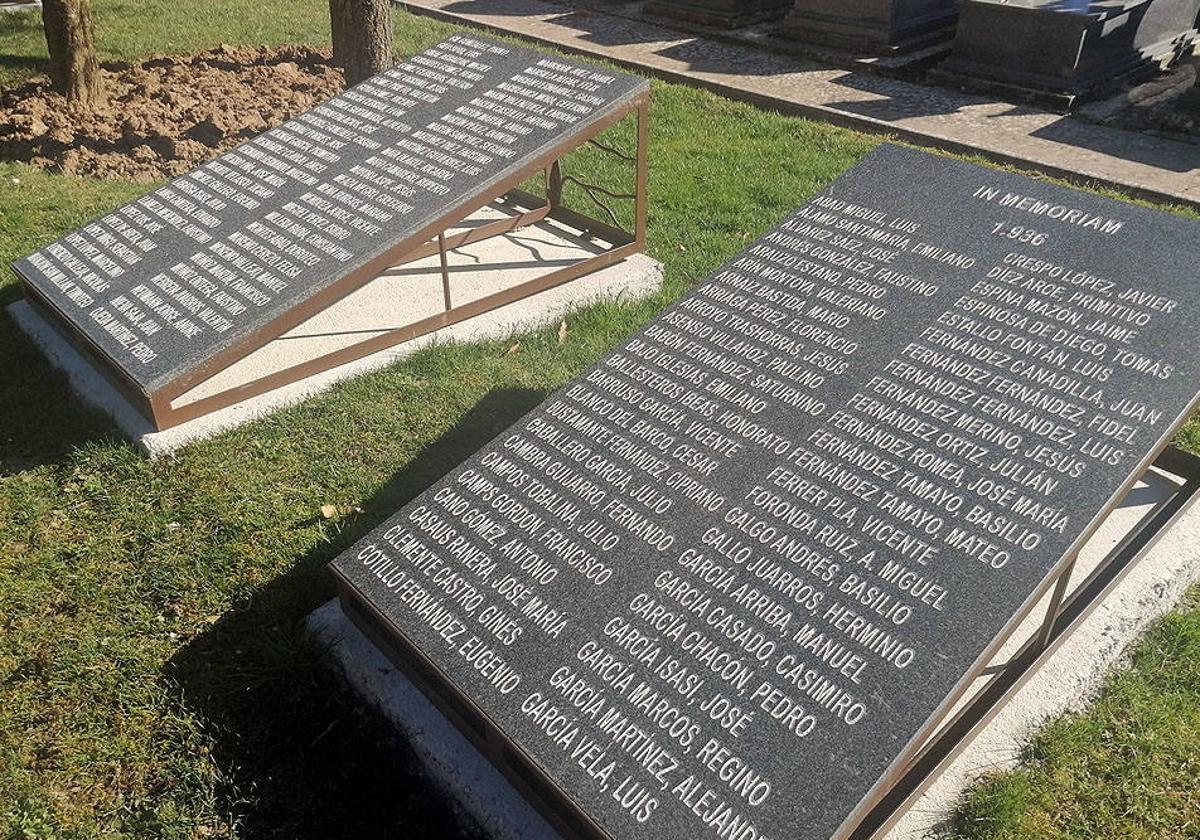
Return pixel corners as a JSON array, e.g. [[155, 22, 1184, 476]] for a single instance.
[[11, 35, 647, 396], [331, 144, 1200, 840]]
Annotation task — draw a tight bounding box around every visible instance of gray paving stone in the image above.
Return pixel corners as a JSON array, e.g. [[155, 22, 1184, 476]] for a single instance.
[[399, 0, 1200, 208]]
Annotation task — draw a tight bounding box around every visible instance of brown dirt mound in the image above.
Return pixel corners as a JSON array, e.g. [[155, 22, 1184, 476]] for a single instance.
[[0, 45, 346, 182]]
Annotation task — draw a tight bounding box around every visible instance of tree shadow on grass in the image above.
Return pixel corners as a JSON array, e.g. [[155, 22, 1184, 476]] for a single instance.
[[165, 388, 546, 840], [0, 53, 45, 73]]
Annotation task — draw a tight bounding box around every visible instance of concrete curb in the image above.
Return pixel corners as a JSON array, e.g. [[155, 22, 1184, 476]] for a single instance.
[[307, 601, 560, 840]]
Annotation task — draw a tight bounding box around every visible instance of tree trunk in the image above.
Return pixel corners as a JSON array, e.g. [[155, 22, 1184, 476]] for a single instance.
[[42, 0, 102, 106], [330, 0, 393, 87]]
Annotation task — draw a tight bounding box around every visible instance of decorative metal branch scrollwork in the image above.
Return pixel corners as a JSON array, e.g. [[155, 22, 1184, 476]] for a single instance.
[[560, 174, 636, 226], [587, 137, 636, 162]]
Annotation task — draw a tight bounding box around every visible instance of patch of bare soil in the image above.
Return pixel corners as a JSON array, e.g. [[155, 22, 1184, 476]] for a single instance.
[[0, 45, 345, 181]]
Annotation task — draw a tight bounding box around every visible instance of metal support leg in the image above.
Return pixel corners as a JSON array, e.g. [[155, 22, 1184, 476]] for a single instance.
[[548, 160, 563, 211], [856, 447, 1200, 840], [1036, 557, 1076, 651], [438, 232, 452, 311], [635, 100, 649, 247]]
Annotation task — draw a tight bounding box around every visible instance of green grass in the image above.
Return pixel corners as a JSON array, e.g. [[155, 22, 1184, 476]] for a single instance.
[[1, 2, 1199, 838], [0, 0, 458, 88], [953, 590, 1200, 840], [0, 5, 877, 837]]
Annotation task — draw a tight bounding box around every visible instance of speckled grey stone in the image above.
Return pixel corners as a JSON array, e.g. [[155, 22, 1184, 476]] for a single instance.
[[331, 145, 1200, 840], [10, 35, 647, 397]]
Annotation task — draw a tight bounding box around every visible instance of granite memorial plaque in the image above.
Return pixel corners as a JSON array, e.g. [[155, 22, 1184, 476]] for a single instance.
[[11, 34, 648, 429], [934, 0, 1200, 108], [331, 143, 1200, 840]]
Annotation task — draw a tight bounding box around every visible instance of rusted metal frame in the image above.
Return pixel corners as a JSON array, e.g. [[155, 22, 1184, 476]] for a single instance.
[[973, 557, 1083, 680], [151, 96, 649, 429], [507, 187, 637, 248], [901, 448, 1200, 772], [387, 200, 552, 268], [834, 389, 1200, 840], [522, 101, 646, 250], [152, 91, 650, 411], [545, 100, 647, 235], [332, 572, 611, 840], [634, 99, 649, 248], [148, 391, 175, 428], [437, 232, 452, 311], [548, 160, 564, 211], [19, 102, 649, 436], [1036, 556, 1077, 651], [854, 445, 1200, 840], [545, 201, 638, 249], [157, 239, 642, 427]]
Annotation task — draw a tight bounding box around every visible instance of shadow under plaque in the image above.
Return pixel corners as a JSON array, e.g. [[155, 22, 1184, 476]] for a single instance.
[[8, 204, 663, 457], [322, 145, 1200, 840]]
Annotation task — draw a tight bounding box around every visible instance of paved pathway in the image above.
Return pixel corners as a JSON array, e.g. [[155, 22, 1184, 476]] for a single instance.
[[399, 0, 1200, 208]]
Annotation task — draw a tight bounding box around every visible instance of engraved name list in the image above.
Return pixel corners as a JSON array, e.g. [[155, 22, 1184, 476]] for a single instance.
[[332, 144, 1200, 840]]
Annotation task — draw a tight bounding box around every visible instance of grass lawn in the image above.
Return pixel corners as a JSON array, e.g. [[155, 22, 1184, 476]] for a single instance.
[[0, 2, 1198, 838], [954, 589, 1200, 840]]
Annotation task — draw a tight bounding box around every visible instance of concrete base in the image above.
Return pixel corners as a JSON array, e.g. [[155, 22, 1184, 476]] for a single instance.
[[887, 460, 1200, 838], [10, 210, 663, 458], [308, 460, 1200, 839], [307, 600, 560, 840]]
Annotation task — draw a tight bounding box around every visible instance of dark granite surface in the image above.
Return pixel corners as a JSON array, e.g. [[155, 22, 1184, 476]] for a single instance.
[[938, 0, 1200, 102], [779, 0, 958, 53], [11, 35, 647, 395], [977, 0, 1139, 12], [333, 144, 1200, 839]]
